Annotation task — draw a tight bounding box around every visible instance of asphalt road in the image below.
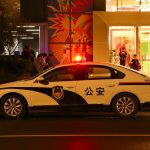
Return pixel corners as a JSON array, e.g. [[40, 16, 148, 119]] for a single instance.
[[1, 112, 150, 150]]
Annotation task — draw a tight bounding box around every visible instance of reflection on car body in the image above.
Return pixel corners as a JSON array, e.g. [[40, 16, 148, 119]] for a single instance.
[[0, 62, 150, 119]]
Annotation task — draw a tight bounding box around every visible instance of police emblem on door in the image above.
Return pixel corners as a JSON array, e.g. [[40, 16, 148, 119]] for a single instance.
[[52, 86, 64, 101]]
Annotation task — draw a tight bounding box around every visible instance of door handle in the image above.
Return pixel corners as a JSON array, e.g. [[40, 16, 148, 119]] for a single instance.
[[66, 86, 74, 89], [108, 84, 116, 87]]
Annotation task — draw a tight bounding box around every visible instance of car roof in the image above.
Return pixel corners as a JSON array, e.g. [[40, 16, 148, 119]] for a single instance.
[[55, 62, 112, 68]]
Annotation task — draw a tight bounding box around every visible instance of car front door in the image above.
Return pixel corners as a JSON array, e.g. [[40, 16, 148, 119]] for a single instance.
[[30, 66, 78, 106]]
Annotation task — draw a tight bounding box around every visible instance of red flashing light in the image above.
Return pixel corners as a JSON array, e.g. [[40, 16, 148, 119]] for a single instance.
[[73, 54, 86, 63], [75, 55, 82, 62]]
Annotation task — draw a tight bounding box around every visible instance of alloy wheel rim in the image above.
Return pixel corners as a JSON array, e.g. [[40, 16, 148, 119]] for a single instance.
[[116, 97, 135, 116], [4, 98, 22, 117]]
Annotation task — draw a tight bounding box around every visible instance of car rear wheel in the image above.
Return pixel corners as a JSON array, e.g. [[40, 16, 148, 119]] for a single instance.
[[112, 93, 139, 118], [1, 94, 28, 119]]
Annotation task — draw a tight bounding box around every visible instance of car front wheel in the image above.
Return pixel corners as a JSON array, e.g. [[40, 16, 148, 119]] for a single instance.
[[112, 93, 139, 118], [1, 94, 28, 119]]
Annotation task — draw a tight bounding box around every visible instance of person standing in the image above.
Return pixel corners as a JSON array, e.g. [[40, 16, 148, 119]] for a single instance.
[[130, 54, 141, 71], [33, 54, 45, 74], [28, 45, 35, 62], [119, 47, 127, 66], [21, 45, 31, 60], [46, 54, 54, 68], [21, 45, 35, 62]]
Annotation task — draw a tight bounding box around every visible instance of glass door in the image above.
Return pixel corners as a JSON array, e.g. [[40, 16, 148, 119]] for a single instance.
[[109, 26, 136, 67], [139, 26, 150, 76]]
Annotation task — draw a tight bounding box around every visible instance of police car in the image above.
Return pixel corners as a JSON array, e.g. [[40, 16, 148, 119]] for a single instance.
[[0, 62, 150, 119]]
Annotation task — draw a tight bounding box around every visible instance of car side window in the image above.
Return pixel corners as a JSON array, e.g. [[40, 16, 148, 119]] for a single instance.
[[86, 66, 111, 79], [74, 66, 87, 80], [43, 67, 76, 82], [112, 69, 125, 79]]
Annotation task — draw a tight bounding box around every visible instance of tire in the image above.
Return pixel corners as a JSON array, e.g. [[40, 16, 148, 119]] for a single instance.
[[0, 94, 28, 119], [112, 93, 139, 118]]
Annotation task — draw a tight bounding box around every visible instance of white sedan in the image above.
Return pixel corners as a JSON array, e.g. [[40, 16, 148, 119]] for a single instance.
[[0, 62, 150, 119]]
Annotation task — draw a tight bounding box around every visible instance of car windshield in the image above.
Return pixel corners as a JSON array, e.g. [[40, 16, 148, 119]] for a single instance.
[[25, 66, 55, 80]]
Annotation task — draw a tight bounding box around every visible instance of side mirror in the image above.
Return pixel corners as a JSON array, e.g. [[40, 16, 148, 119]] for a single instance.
[[37, 76, 44, 81], [35, 77, 49, 85]]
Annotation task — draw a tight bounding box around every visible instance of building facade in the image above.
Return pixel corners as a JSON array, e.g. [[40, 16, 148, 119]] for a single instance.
[[94, 0, 150, 76], [3, 0, 150, 75]]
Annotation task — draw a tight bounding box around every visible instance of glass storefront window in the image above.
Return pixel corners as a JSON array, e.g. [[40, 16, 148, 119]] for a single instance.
[[106, 0, 117, 11], [117, 0, 140, 11], [140, 0, 150, 11], [139, 26, 150, 76], [109, 26, 135, 67], [109, 26, 150, 76], [106, 0, 150, 12]]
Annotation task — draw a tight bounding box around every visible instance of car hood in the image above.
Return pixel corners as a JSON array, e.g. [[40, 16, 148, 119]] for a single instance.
[[0, 80, 32, 88]]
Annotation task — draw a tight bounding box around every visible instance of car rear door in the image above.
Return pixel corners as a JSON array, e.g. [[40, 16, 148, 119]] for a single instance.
[[75, 65, 120, 105]]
